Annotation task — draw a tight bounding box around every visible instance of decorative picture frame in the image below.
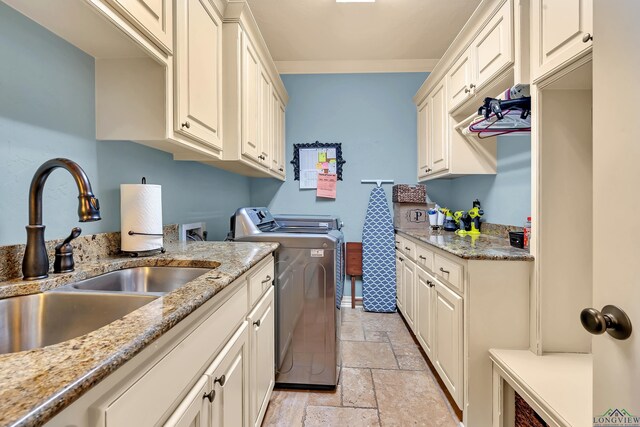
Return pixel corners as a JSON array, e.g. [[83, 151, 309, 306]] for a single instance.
[[290, 141, 346, 181]]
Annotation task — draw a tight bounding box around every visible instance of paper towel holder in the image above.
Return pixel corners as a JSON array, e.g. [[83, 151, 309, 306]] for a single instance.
[[123, 176, 165, 257]]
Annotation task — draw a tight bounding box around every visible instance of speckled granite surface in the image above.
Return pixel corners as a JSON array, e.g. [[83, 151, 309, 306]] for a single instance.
[[397, 228, 533, 261], [0, 240, 278, 427]]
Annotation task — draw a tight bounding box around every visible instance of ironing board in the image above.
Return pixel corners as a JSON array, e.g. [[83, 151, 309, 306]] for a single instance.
[[362, 186, 396, 312]]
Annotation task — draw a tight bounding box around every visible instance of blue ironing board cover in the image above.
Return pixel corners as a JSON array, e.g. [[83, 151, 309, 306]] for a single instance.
[[362, 186, 397, 312]]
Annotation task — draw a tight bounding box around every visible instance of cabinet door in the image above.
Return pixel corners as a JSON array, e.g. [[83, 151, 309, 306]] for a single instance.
[[164, 376, 210, 427], [175, 0, 222, 149], [110, 0, 172, 53], [206, 322, 250, 427], [415, 268, 434, 360], [470, 0, 513, 90], [278, 102, 286, 176], [429, 80, 448, 174], [447, 48, 473, 112], [270, 99, 286, 177], [402, 259, 416, 331], [248, 288, 275, 427], [396, 252, 404, 312], [433, 281, 463, 407], [258, 67, 271, 167], [531, 0, 593, 81], [417, 99, 430, 180], [242, 36, 261, 163]]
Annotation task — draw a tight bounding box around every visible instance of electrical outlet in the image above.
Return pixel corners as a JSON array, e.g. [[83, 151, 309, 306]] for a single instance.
[[179, 222, 207, 242]]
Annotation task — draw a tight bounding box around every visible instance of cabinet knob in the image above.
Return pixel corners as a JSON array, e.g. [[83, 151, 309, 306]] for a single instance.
[[439, 267, 450, 274], [580, 305, 632, 340], [261, 275, 272, 284], [404, 246, 411, 251], [181, 121, 191, 129], [427, 280, 435, 288], [203, 390, 216, 402], [419, 255, 426, 260], [253, 319, 262, 327], [582, 33, 593, 43], [464, 87, 471, 93], [399, 257, 404, 262], [279, 167, 284, 172], [214, 375, 226, 387], [425, 168, 432, 173], [469, 83, 476, 89]]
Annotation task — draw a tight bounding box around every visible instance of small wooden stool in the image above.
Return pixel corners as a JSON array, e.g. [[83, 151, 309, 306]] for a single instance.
[[345, 242, 363, 309]]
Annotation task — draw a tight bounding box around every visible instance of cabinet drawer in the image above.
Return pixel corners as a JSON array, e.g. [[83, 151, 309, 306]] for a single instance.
[[415, 245, 435, 272], [249, 258, 274, 307], [434, 254, 463, 293], [401, 238, 417, 261], [104, 284, 248, 426]]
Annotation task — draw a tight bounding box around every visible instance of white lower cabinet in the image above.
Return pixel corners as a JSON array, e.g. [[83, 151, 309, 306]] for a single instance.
[[164, 375, 210, 427], [402, 259, 416, 332], [248, 288, 275, 427], [207, 322, 250, 427], [395, 251, 404, 312], [415, 267, 434, 360], [433, 280, 463, 407]]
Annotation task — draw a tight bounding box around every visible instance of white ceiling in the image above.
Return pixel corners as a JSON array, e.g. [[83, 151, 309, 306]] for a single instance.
[[246, 0, 480, 72]]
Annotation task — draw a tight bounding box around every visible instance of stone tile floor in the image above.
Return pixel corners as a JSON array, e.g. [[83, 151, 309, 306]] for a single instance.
[[261, 307, 460, 427]]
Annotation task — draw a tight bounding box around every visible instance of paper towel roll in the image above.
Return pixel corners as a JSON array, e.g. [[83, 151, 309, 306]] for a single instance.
[[121, 184, 163, 253]]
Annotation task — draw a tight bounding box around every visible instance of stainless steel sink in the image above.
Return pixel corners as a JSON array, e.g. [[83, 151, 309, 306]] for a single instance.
[[67, 266, 211, 294], [0, 292, 158, 355]]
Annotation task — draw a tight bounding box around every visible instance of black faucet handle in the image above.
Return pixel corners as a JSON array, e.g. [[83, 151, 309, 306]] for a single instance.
[[54, 227, 81, 273]]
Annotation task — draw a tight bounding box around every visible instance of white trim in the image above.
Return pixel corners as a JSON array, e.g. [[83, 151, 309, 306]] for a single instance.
[[275, 59, 439, 74]]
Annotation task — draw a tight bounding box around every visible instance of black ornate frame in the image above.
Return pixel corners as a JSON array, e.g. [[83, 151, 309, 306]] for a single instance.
[[290, 141, 346, 181]]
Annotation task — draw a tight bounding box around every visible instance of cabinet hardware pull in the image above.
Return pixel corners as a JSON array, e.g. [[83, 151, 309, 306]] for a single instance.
[[469, 83, 476, 89], [580, 305, 632, 340], [427, 280, 435, 288], [439, 267, 450, 274], [464, 87, 471, 93], [399, 257, 404, 262], [253, 319, 261, 327], [261, 275, 272, 284], [419, 255, 426, 260], [279, 167, 284, 172], [582, 33, 593, 43], [404, 246, 411, 251], [181, 121, 191, 129], [203, 390, 216, 402], [214, 375, 226, 387]]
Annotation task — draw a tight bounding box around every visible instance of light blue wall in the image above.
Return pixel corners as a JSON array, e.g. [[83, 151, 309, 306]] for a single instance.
[[0, 3, 251, 245], [250, 73, 428, 296], [426, 135, 531, 226]]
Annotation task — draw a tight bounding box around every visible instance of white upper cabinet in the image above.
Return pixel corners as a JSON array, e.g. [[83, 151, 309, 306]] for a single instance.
[[258, 66, 272, 167], [429, 79, 448, 175], [107, 0, 173, 53], [241, 36, 262, 163], [270, 93, 286, 177], [417, 99, 430, 180], [531, 0, 593, 82], [470, 0, 513, 91], [447, 48, 474, 112], [175, 0, 223, 150]]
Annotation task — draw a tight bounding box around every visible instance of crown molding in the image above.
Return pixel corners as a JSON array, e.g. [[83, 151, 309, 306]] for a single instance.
[[275, 59, 439, 74]]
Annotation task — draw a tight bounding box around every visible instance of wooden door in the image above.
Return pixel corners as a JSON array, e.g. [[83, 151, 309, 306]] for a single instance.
[[163, 376, 210, 427], [447, 48, 473, 111], [591, 1, 639, 419], [175, 0, 222, 149], [532, 0, 592, 82], [433, 280, 463, 407], [416, 267, 434, 359], [471, 0, 513, 90], [429, 80, 448, 174], [396, 252, 404, 312], [111, 0, 172, 53], [242, 36, 261, 162], [248, 289, 275, 427], [417, 99, 430, 180], [403, 260, 416, 331], [207, 323, 249, 427]]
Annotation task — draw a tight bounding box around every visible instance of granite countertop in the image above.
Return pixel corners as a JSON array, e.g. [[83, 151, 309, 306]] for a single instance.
[[396, 228, 533, 261], [0, 241, 278, 427]]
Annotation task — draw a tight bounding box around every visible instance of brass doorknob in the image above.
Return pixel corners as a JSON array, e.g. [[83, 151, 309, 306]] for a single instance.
[[580, 305, 632, 340]]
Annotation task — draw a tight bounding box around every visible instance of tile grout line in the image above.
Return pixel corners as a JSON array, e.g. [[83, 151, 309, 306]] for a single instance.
[[369, 368, 383, 427]]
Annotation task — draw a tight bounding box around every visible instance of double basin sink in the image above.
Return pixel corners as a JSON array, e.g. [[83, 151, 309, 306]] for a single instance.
[[0, 267, 210, 355]]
